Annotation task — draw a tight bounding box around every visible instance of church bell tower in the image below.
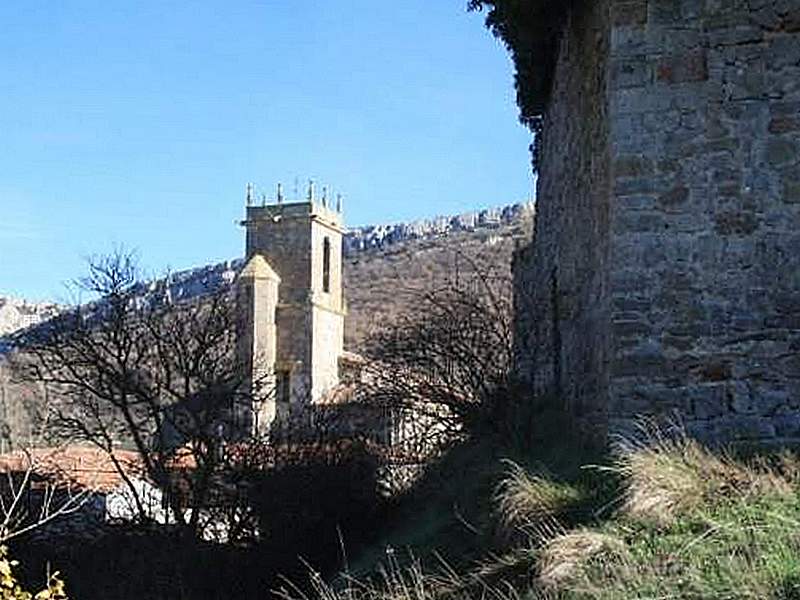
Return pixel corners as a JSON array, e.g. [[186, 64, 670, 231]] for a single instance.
[[237, 182, 346, 433]]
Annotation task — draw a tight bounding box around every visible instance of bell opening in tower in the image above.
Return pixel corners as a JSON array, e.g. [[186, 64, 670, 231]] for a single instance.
[[322, 236, 331, 293]]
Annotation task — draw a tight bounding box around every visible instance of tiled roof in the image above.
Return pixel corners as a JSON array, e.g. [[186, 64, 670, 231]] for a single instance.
[[0, 446, 144, 493]]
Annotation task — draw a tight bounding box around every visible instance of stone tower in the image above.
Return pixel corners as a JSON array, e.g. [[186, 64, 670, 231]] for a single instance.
[[238, 192, 346, 433]]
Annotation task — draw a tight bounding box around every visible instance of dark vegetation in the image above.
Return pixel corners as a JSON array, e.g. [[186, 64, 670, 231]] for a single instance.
[[468, 0, 569, 120], [11, 450, 387, 600], [5, 426, 391, 598], [360, 248, 518, 451], [12, 250, 259, 538]]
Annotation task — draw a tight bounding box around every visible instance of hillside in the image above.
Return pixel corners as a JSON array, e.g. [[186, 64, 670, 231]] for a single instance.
[[344, 203, 532, 348]]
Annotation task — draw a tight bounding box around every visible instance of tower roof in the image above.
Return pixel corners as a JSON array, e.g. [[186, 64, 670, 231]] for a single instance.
[[238, 254, 280, 282]]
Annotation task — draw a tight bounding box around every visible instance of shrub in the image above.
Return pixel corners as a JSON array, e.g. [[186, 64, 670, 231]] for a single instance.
[[0, 546, 68, 600], [468, 1, 570, 121]]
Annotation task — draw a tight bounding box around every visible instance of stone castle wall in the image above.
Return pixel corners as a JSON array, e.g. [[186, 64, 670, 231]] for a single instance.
[[514, 0, 800, 445], [513, 0, 612, 436]]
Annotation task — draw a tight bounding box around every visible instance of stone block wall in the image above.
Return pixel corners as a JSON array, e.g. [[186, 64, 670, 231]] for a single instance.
[[513, 0, 612, 437], [245, 204, 316, 305], [514, 0, 800, 446], [311, 305, 345, 401]]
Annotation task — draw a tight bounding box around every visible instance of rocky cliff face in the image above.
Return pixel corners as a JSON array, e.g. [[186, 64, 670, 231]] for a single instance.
[[344, 202, 534, 254], [0, 297, 61, 339]]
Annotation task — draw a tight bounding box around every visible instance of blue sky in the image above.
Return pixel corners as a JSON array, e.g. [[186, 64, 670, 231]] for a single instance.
[[0, 1, 532, 302]]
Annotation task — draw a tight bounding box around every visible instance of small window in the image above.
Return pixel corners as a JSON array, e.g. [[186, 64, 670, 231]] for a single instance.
[[322, 237, 331, 293]]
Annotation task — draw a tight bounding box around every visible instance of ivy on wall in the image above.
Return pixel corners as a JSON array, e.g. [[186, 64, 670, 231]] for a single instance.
[[468, 0, 570, 120], [468, 0, 571, 173]]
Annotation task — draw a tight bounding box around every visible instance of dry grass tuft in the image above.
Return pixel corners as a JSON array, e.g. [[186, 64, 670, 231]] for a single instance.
[[536, 530, 624, 589], [275, 555, 523, 600], [494, 460, 582, 540], [615, 430, 794, 525], [275, 560, 440, 600]]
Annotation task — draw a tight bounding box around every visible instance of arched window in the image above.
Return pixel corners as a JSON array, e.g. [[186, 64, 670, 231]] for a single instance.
[[322, 237, 331, 293]]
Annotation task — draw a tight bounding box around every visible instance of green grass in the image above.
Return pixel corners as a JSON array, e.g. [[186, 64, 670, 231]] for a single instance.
[[542, 441, 800, 600], [561, 494, 800, 599], [345, 440, 515, 577], [279, 427, 800, 600]]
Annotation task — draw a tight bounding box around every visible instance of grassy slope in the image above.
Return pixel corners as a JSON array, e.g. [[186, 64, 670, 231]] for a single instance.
[[558, 440, 800, 600], [283, 428, 800, 600]]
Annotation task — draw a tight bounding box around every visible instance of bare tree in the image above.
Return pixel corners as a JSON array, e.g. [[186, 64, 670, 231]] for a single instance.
[[0, 446, 91, 545], [10, 249, 265, 539], [360, 249, 523, 458]]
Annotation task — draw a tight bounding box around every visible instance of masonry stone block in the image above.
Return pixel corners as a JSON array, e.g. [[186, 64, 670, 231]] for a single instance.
[[690, 383, 728, 418], [613, 2, 648, 26], [622, 385, 690, 414], [657, 50, 709, 83], [748, 5, 782, 30], [615, 155, 656, 178], [774, 414, 800, 438], [611, 57, 652, 88], [783, 8, 800, 31], [684, 420, 717, 442], [717, 415, 777, 440], [707, 24, 764, 46], [651, 0, 684, 24], [769, 116, 800, 134], [783, 182, 800, 203]]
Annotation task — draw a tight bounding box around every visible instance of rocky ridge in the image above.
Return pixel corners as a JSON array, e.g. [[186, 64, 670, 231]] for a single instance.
[[343, 202, 533, 254], [0, 297, 62, 339]]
